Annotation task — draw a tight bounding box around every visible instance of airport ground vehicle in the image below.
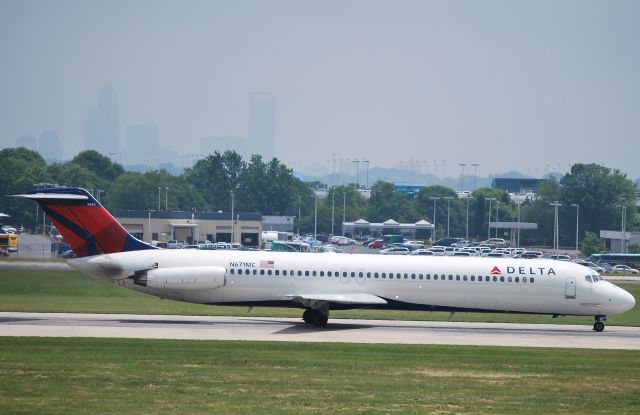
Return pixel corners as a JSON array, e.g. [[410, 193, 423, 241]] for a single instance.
[[0, 233, 18, 253], [15, 187, 636, 331], [611, 265, 639, 274]]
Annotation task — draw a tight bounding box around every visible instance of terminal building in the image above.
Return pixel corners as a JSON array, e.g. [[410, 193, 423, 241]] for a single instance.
[[112, 210, 263, 247]]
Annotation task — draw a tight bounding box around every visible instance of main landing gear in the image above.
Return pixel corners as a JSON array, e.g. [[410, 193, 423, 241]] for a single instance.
[[593, 315, 606, 332], [302, 308, 329, 327]]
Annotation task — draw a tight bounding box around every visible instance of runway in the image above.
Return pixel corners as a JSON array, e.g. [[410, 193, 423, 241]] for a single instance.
[[1, 312, 639, 349]]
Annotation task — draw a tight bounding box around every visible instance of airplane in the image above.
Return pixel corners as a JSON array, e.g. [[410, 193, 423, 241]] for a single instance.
[[15, 187, 635, 332]]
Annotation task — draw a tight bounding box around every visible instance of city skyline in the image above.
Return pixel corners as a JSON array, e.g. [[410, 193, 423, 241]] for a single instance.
[[1, 1, 639, 179]]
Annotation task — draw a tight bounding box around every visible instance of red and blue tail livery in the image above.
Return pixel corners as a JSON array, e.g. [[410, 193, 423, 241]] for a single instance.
[[16, 187, 156, 257]]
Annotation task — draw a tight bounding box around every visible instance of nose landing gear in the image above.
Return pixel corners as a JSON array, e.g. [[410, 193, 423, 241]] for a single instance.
[[593, 315, 606, 332]]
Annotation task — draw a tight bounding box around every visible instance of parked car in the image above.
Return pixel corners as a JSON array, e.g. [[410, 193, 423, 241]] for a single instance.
[[433, 237, 463, 247], [167, 240, 180, 249], [549, 254, 572, 261], [411, 249, 434, 256], [380, 246, 410, 255], [60, 249, 76, 258], [611, 265, 639, 274], [516, 251, 543, 259], [574, 260, 606, 273], [368, 239, 384, 249]]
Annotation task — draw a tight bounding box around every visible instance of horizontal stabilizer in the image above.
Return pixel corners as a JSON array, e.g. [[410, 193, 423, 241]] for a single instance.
[[284, 293, 387, 305]]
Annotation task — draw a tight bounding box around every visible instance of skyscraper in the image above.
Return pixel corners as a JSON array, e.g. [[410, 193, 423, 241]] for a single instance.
[[84, 82, 120, 157], [248, 93, 276, 160], [38, 130, 63, 161]]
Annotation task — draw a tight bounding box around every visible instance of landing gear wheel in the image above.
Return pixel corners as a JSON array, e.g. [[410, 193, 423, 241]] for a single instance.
[[302, 309, 328, 327], [593, 321, 605, 332]]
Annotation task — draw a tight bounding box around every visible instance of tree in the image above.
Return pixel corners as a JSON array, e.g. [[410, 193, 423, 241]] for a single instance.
[[559, 163, 637, 247], [0, 148, 51, 228], [580, 231, 606, 257], [184, 150, 245, 211], [368, 181, 418, 224]]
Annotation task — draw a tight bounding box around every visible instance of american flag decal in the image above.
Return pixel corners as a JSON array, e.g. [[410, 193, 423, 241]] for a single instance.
[[260, 260, 274, 268]]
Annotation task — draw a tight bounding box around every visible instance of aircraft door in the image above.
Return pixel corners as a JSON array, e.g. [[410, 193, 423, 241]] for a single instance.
[[565, 277, 576, 299]]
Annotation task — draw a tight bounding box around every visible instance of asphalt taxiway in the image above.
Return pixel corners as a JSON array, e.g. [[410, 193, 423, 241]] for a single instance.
[[1, 312, 638, 349]]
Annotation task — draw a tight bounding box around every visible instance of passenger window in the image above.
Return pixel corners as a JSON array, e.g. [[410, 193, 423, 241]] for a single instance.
[[463, 275, 467, 281], [267, 270, 272, 276], [515, 277, 519, 283], [327, 271, 332, 277], [374, 272, 379, 278], [448, 275, 453, 281], [359, 272, 363, 278], [507, 276, 512, 282], [312, 271, 317, 277], [412, 274, 416, 280], [404, 273, 409, 279], [426, 275, 431, 280], [367, 272, 371, 278], [351, 272, 355, 278], [305, 271, 310, 277], [471, 276, 475, 281], [320, 271, 324, 277], [500, 276, 505, 282], [523, 277, 527, 283], [253, 269, 257, 275], [456, 275, 460, 281], [530, 277, 535, 283], [282, 270, 287, 276], [493, 276, 497, 282], [230, 269, 235, 275], [275, 270, 279, 276], [382, 273, 386, 278]]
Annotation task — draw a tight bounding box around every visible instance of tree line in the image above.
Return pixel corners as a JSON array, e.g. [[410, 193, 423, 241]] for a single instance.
[[1, 147, 637, 250]]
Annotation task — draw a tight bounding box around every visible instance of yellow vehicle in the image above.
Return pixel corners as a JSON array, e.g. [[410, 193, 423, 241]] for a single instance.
[[0, 233, 18, 253]]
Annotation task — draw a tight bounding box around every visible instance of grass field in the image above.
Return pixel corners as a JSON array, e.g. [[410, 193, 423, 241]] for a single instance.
[[0, 337, 639, 414], [0, 268, 638, 326]]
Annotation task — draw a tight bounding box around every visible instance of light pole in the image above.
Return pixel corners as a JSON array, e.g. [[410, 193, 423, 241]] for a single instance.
[[230, 191, 235, 244], [352, 160, 360, 189], [495, 200, 500, 238], [444, 197, 454, 237], [485, 197, 496, 240], [331, 188, 335, 235], [471, 163, 479, 191], [619, 205, 627, 253], [550, 202, 562, 256], [165, 187, 169, 211], [363, 160, 370, 189], [516, 200, 522, 248], [458, 163, 466, 192], [465, 197, 470, 241], [314, 192, 318, 240], [158, 187, 161, 211], [571, 204, 579, 258], [430, 197, 440, 241], [342, 191, 346, 236]]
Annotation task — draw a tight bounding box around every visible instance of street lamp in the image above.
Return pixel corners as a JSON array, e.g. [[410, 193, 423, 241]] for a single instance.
[[430, 197, 440, 240], [495, 200, 500, 238], [444, 197, 454, 237], [158, 187, 161, 211], [363, 160, 370, 189], [619, 205, 627, 254], [165, 187, 169, 211], [230, 191, 235, 244], [314, 192, 318, 240], [571, 204, 579, 258], [516, 200, 522, 248], [549, 202, 562, 256], [458, 163, 466, 192], [484, 197, 496, 240], [471, 163, 479, 191], [465, 197, 470, 241], [352, 160, 360, 189]]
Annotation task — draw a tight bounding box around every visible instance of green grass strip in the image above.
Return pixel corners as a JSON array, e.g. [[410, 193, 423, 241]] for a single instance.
[[0, 337, 639, 414]]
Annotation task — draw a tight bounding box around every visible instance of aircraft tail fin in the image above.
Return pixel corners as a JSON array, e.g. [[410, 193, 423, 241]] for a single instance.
[[14, 187, 157, 257]]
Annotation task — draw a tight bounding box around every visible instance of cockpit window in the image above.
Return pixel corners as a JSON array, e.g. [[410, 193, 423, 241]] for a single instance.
[[585, 275, 592, 283]]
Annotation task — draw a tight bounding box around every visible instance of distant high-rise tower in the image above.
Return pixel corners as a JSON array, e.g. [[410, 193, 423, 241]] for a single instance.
[[38, 130, 63, 162], [84, 82, 120, 157], [248, 93, 276, 160], [16, 134, 37, 151]]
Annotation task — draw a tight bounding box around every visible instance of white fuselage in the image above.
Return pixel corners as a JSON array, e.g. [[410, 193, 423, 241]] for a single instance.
[[70, 250, 636, 317]]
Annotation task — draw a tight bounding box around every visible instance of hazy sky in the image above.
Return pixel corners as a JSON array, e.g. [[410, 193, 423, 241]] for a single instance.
[[1, 0, 639, 179]]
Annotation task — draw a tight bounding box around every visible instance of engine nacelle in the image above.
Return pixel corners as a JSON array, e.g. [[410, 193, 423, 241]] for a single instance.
[[135, 266, 226, 291]]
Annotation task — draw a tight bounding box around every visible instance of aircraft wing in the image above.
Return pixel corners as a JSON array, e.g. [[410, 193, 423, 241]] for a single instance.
[[284, 293, 387, 305]]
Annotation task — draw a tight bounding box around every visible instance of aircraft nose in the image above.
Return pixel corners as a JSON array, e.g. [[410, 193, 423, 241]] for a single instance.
[[621, 289, 636, 313]]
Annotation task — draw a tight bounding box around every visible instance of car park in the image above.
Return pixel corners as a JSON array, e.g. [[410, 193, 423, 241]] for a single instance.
[[611, 265, 639, 274]]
